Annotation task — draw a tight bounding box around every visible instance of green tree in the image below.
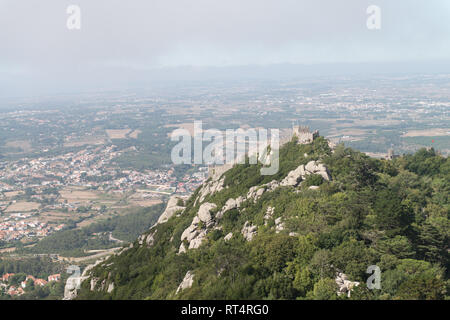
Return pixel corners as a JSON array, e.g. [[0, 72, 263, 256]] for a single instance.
[[312, 278, 337, 300]]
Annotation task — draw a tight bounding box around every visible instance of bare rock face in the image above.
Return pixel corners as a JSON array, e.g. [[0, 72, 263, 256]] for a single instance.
[[107, 282, 115, 293], [179, 202, 217, 253], [275, 217, 285, 233], [224, 232, 233, 241], [241, 221, 257, 241], [197, 202, 217, 226], [263, 208, 285, 233], [223, 198, 237, 212], [235, 196, 244, 207], [264, 206, 275, 224], [145, 230, 157, 247], [64, 277, 83, 300], [335, 272, 360, 297], [188, 230, 208, 249], [90, 278, 98, 291], [196, 177, 225, 205], [246, 186, 266, 202], [64, 259, 105, 299], [304, 161, 331, 181], [265, 180, 280, 191], [216, 196, 245, 219], [176, 271, 194, 294], [138, 233, 148, 245], [155, 196, 185, 226], [280, 165, 306, 187], [180, 222, 199, 244], [280, 160, 331, 188]]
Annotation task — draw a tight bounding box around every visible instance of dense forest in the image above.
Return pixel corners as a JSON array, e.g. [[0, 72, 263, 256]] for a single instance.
[[78, 137, 449, 300], [0, 257, 63, 279]]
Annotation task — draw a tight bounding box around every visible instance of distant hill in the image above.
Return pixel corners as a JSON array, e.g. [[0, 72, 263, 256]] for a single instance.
[[77, 136, 449, 300]]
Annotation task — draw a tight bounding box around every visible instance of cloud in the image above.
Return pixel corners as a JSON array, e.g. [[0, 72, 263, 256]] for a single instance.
[[0, 0, 449, 96]]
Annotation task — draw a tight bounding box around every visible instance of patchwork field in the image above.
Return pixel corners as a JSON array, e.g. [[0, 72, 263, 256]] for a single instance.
[[40, 211, 81, 223], [4, 201, 40, 212], [3, 191, 21, 198], [106, 129, 131, 139], [128, 199, 162, 207], [4, 140, 33, 153], [64, 136, 106, 147], [59, 188, 101, 204], [402, 128, 450, 137]]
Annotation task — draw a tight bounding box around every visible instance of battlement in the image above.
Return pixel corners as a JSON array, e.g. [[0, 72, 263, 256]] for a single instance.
[[292, 125, 319, 144], [386, 148, 399, 160], [293, 125, 311, 133]]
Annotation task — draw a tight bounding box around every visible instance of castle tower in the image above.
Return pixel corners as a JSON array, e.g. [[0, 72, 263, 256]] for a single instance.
[[292, 125, 318, 144]]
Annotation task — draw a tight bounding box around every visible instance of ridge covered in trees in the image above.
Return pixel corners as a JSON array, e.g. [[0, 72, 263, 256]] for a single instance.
[[78, 138, 449, 300]]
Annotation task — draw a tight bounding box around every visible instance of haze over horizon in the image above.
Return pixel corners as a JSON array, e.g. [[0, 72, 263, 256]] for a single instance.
[[1, 0, 450, 98]]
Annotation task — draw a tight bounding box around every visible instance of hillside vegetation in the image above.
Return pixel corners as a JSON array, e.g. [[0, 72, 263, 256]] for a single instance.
[[20, 204, 165, 257], [78, 137, 449, 300]]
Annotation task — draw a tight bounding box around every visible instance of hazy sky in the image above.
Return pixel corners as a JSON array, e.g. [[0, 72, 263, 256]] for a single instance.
[[1, 0, 450, 97]]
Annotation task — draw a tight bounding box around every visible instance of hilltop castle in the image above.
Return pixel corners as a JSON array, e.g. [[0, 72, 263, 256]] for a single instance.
[[292, 125, 319, 144], [386, 148, 399, 160], [207, 125, 320, 179]]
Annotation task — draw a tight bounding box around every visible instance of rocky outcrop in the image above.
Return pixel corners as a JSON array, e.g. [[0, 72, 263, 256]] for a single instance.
[[186, 160, 330, 248], [216, 196, 244, 219], [196, 177, 225, 205], [305, 161, 331, 181], [179, 202, 217, 253], [241, 221, 257, 241], [275, 217, 285, 233], [154, 196, 185, 226], [138, 234, 146, 245], [175, 161, 329, 252], [138, 229, 157, 247], [280, 165, 306, 186], [197, 202, 216, 226], [264, 206, 285, 233], [224, 232, 233, 241], [107, 282, 115, 293], [86, 270, 117, 296], [264, 206, 275, 224], [90, 278, 98, 291], [335, 272, 360, 297], [152, 160, 330, 254], [146, 230, 157, 246], [64, 276, 85, 300], [280, 160, 330, 187], [64, 259, 105, 300], [246, 186, 266, 203], [176, 271, 194, 294], [223, 198, 238, 212]]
